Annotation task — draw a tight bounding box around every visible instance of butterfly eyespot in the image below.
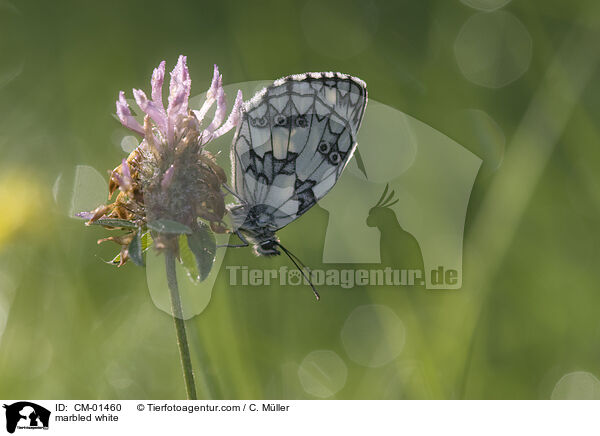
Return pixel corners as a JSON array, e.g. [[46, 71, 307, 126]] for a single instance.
[[295, 115, 308, 128], [318, 141, 331, 154], [329, 151, 341, 165], [274, 114, 287, 127], [252, 116, 268, 127]]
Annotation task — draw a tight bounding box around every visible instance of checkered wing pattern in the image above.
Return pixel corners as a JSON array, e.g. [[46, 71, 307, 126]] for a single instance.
[[231, 72, 368, 231]]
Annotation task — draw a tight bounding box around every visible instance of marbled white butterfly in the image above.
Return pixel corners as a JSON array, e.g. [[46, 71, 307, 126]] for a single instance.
[[224, 72, 368, 299]]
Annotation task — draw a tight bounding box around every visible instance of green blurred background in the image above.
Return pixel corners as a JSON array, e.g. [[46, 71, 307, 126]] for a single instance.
[[1, 0, 600, 399]]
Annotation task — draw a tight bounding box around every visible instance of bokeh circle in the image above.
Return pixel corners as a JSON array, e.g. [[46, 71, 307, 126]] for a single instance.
[[551, 371, 600, 400], [454, 11, 532, 88], [298, 350, 348, 398], [341, 304, 405, 367], [460, 0, 512, 11]]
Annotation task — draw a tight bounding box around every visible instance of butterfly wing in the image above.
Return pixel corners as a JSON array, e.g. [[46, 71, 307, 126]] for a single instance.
[[231, 72, 367, 231]]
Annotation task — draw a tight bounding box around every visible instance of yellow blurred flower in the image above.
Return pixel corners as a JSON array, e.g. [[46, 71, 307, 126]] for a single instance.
[[0, 169, 46, 247]]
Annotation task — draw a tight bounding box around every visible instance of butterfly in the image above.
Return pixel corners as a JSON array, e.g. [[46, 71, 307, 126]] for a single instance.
[[223, 72, 368, 299]]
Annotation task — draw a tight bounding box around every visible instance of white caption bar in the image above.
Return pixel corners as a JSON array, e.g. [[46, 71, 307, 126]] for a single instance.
[[1, 400, 597, 435]]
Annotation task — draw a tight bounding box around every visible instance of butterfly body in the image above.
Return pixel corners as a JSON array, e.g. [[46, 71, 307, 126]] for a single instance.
[[229, 203, 281, 255], [228, 72, 368, 259]]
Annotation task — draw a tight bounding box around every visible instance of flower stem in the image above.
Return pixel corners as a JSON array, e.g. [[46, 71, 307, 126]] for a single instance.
[[165, 250, 197, 400]]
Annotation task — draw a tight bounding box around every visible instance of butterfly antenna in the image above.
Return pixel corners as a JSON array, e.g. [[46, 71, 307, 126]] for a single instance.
[[276, 242, 320, 301]]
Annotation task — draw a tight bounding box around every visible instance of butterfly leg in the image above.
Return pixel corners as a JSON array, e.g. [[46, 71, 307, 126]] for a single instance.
[[216, 230, 250, 249], [218, 242, 249, 248]]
